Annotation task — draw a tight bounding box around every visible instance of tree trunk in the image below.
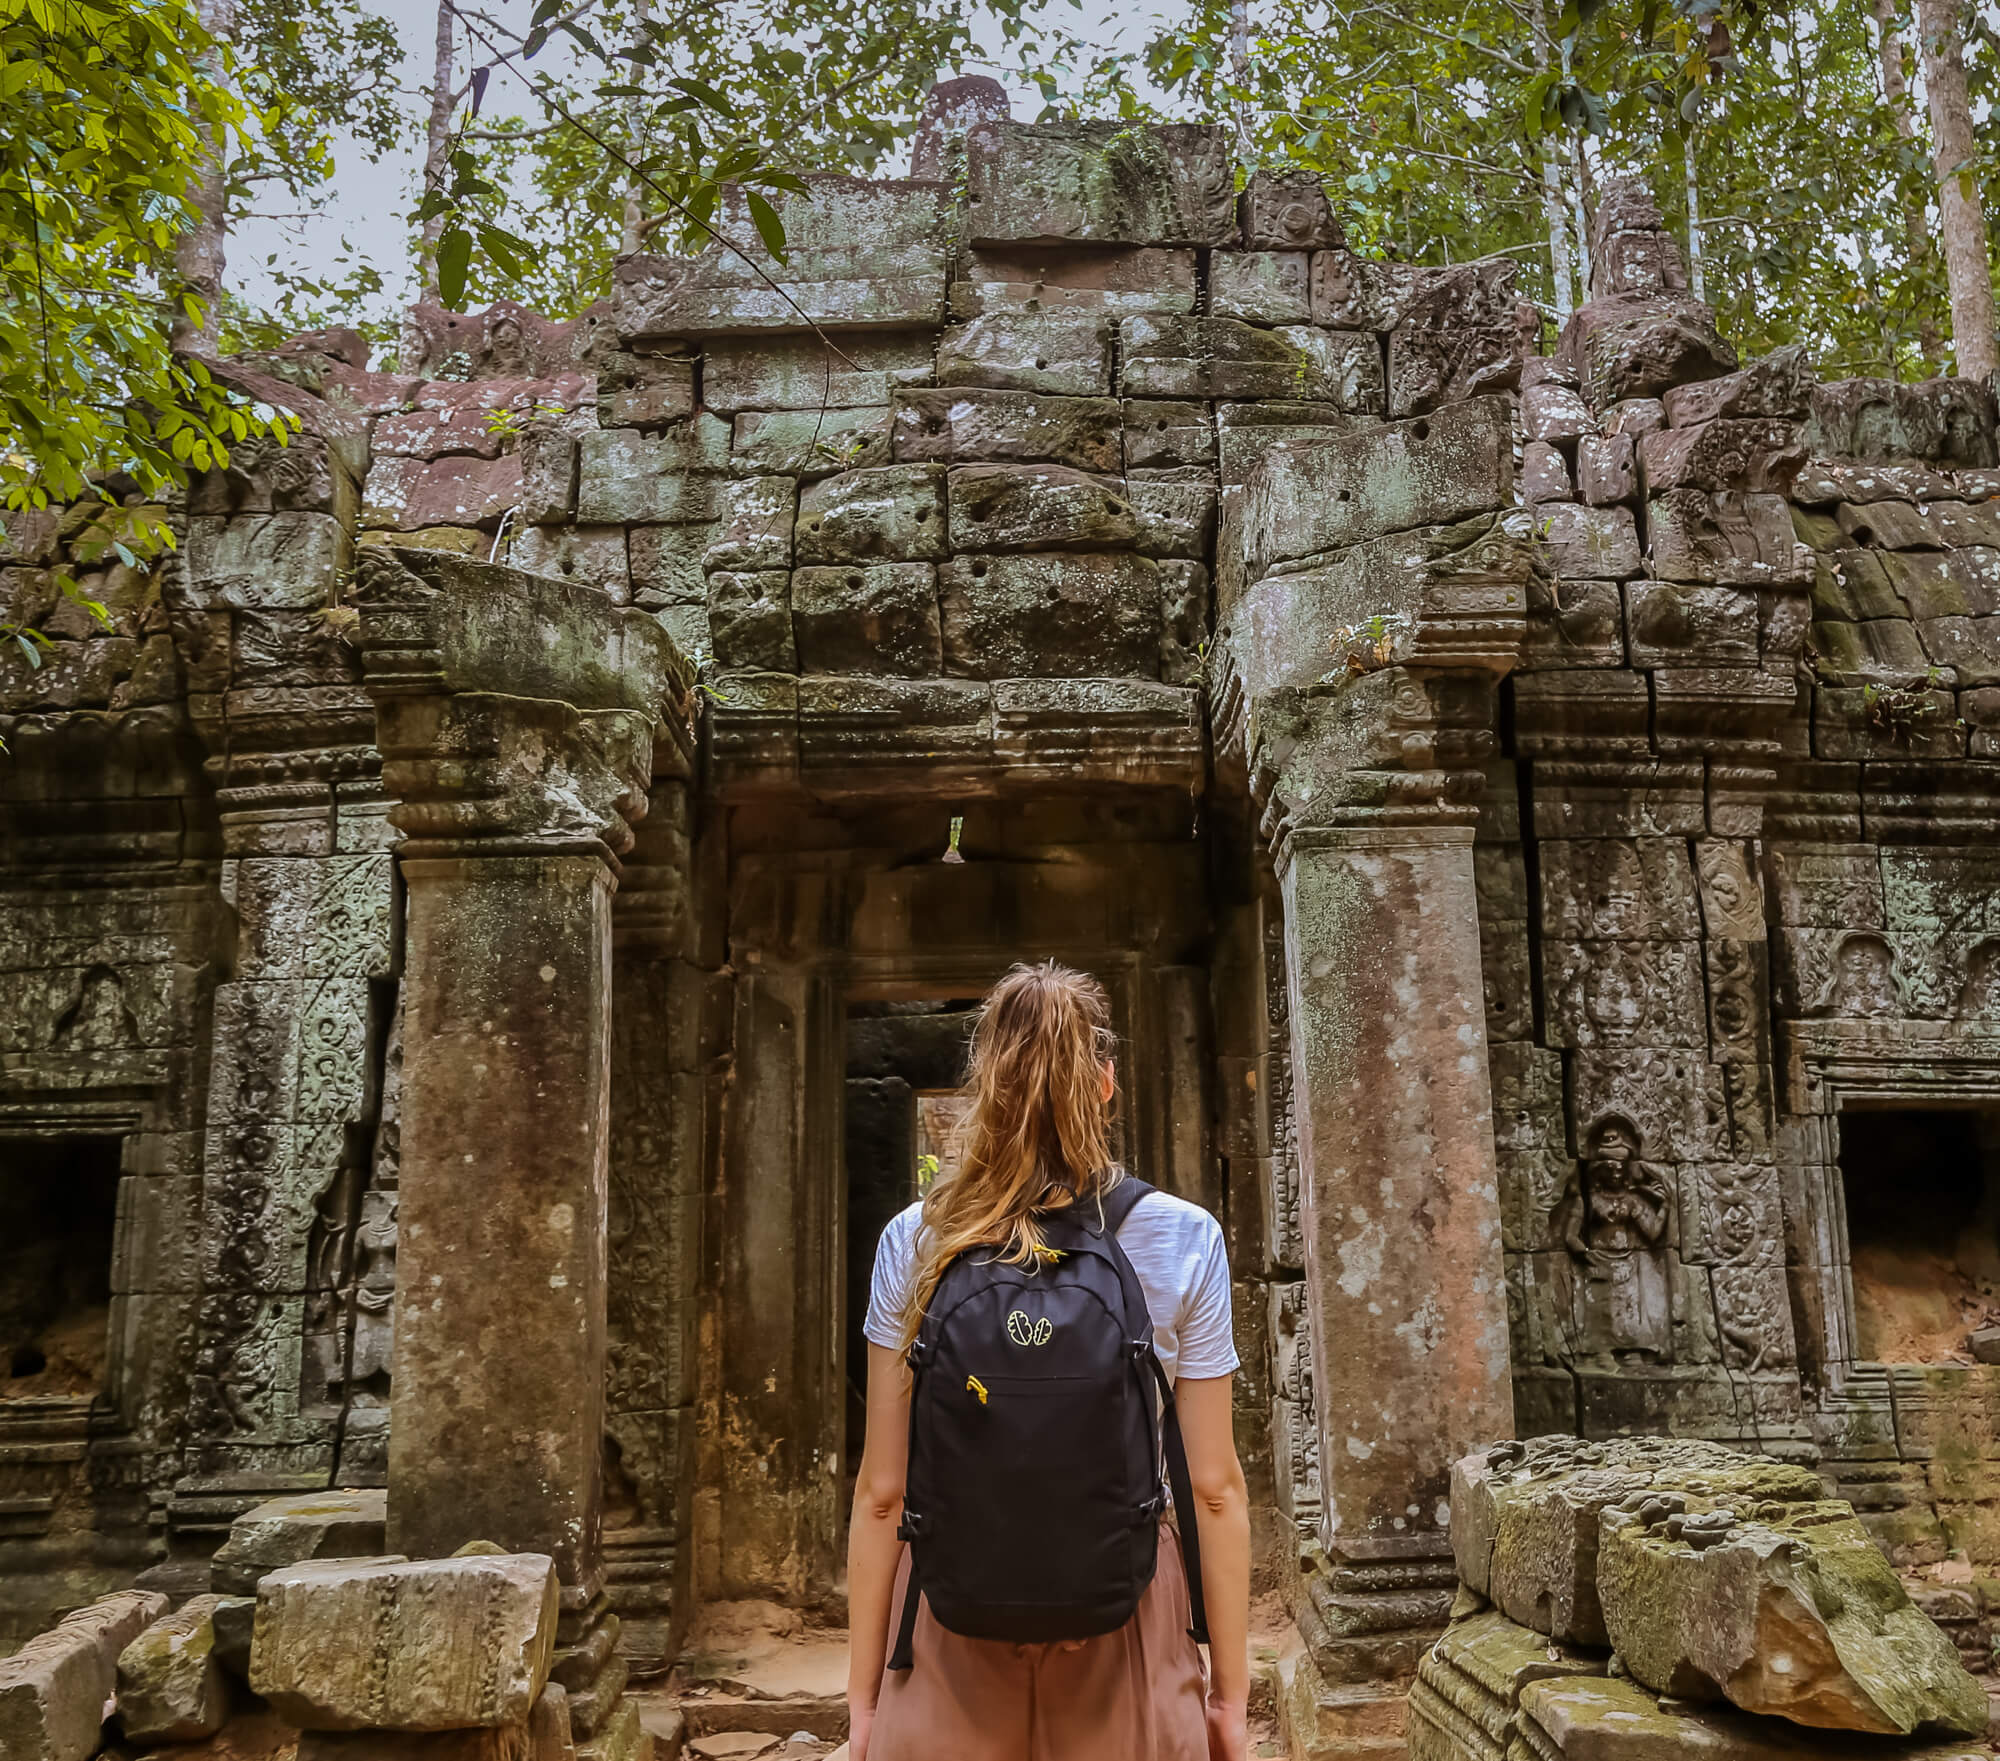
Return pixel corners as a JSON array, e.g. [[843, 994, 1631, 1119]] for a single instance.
[[416, 0, 457, 299], [1873, 0, 1944, 361], [620, 0, 653, 254], [1528, 0, 1576, 319], [1684, 123, 1704, 303], [1916, 0, 1998, 379], [172, 0, 237, 357], [1229, 0, 1252, 157]]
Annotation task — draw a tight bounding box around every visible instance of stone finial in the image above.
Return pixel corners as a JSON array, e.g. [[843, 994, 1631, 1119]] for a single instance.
[[1237, 169, 1344, 251], [909, 75, 1010, 180], [1588, 175, 1688, 301], [399, 297, 579, 380]]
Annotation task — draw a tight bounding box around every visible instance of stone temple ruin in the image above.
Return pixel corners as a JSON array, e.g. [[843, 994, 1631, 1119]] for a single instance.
[[6, 81, 2000, 1757]]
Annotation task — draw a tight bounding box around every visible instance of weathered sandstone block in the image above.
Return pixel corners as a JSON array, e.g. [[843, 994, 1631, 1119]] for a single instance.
[[892, 388, 1121, 473], [937, 313, 1112, 398], [791, 563, 941, 676], [1119, 315, 1380, 407], [251, 1552, 558, 1731], [1450, 1436, 1823, 1647], [1, 1590, 167, 1761], [962, 120, 1236, 248], [795, 465, 949, 564], [117, 1594, 233, 1743], [1597, 1499, 1987, 1735], [211, 1489, 389, 1595], [939, 552, 1161, 679], [945, 464, 1137, 552]]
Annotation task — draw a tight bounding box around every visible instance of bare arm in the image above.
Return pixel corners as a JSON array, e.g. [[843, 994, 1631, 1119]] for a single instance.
[[846, 1342, 911, 1750], [1177, 1374, 1251, 1740]]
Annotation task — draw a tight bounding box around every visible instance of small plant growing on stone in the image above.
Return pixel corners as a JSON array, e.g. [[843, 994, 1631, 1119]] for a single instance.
[[483, 400, 569, 443], [917, 1152, 941, 1194], [1862, 667, 1945, 739], [813, 432, 870, 469], [1326, 611, 1410, 680]]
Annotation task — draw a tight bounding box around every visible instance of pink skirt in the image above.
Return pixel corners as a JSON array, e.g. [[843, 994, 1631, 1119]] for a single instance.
[[867, 1524, 1209, 1761]]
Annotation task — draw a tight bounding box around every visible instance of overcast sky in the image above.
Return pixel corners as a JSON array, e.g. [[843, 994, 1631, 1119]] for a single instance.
[[232, 0, 1168, 330]]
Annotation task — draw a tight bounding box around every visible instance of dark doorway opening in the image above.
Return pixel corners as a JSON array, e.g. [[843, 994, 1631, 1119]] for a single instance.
[[0, 1136, 122, 1397], [1838, 1107, 2000, 1363], [843, 1001, 978, 1492]]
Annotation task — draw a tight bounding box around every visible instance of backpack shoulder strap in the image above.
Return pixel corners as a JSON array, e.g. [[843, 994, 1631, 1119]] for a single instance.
[[1098, 1173, 1153, 1234]]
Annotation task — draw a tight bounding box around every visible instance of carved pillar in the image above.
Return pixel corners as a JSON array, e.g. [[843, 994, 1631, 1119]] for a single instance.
[[353, 547, 684, 1609], [1219, 401, 1531, 1742]]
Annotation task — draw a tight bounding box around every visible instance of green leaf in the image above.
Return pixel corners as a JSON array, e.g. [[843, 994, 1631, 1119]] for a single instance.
[[744, 189, 788, 262], [437, 225, 473, 309]]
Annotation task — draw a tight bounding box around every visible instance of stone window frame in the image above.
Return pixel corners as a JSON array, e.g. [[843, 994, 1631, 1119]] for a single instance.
[[1779, 1018, 2000, 1403]]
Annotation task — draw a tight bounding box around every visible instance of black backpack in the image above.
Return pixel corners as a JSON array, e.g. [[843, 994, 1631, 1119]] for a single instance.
[[887, 1176, 1210, 1669]]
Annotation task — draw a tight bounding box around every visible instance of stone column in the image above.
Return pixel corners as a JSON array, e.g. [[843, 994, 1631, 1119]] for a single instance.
[[389, 849, 616, 1583], [353, 546, 686, 1605], [1218, 401, 1531, 1744], [1278, 821, 1513, 1557]]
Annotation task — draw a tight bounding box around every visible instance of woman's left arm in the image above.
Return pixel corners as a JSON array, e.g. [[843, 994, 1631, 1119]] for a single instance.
[[1176, 1373, 1251, 1759], [846, 1342, 913, 1760]]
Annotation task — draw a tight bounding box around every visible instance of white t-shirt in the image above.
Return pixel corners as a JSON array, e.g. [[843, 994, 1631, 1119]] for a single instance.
[[863, 1188, 1240, 1385]]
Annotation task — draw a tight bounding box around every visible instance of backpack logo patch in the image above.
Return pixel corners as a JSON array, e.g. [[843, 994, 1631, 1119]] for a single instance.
[[1006, 1309, 1053, 1347]]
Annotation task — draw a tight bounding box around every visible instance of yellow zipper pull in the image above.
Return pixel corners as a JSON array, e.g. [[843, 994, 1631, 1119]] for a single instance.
[[966, 1374, 988, 1405]]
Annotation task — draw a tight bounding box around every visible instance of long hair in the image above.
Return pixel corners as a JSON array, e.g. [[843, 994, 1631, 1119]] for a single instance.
[[897, 962, 1118, 1351]]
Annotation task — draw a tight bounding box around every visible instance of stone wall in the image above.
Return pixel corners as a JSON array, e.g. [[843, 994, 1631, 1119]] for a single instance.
[[6, 91, 2000, 1755]]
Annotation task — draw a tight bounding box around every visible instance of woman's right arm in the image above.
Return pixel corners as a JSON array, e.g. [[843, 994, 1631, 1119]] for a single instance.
[[846, 1341, 912, 1760]]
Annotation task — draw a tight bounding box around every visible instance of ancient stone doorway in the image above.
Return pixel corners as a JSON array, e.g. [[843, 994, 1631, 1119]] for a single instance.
[[0, 1135, 122, 1397], [1838, 1106, 2000, 1364], [841, 1000, 979, 1493]]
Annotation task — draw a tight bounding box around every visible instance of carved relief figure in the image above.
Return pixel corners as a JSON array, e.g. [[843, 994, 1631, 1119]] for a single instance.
[[1826, 933, 1901, 1018], [1554, 1118, 1674, 1360], [1955, 940, 2000, 1023], [345, 1189, 398, 1400]]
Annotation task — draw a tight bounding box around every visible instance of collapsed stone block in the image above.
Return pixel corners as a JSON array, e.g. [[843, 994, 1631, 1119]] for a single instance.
[[1578, 433, 1638, 506], [1, 1589, 167, 1761], [937, 313, 1113, 397], [1523, 441, 1573, 504], [250, 1552, 558, 1731], [298, 1727, 538, 1761], [945, 464, 1137, 552], [791, 563, 941, 676], [210, 1488, 388, 1595], [1520, 1673, 1987, 1760], [1120, 316, 1381, 408], [117, 1593, 233, 1743], [795, 465, 948, 564], [1450, 1436, 1823, 1647], [892, 388, 1122, 474], [939, 552, 1161, 679], [1557, 294, 1738, 411], [1408, 1608, 1602, 1761], [1598, 1499, 1986, 1735], [962, 120, 1236, 247], [1523, 382, 1597, 445], [1662, 345, 1814, 427]]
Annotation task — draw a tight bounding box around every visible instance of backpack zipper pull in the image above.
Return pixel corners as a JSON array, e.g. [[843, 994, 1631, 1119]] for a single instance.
[[966, 1374, 989, 1405]]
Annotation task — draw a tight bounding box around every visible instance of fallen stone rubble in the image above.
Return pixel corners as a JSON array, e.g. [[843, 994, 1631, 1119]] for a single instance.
[[1414, 1436, 1993, 1760], [0, 1492, 642, 1761]]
